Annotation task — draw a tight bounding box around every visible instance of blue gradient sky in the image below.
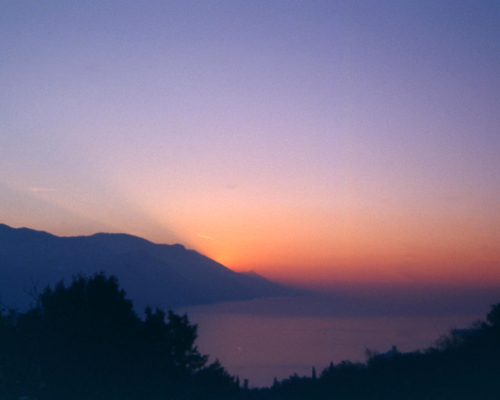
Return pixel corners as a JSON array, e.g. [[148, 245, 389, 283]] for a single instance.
[[1, 1, 499, 288]]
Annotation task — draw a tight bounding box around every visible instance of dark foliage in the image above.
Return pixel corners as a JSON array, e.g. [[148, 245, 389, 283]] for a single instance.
[[2, 273, 500, 400], [190, 359, 241, 400], [246, 302, 500, 400], [0, 273, 238, 400]]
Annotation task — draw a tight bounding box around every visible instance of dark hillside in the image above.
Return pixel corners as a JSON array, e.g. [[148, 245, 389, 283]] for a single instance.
[[0, 224, 302, 311]]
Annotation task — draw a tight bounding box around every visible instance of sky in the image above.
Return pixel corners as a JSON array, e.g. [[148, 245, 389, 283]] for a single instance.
[[1, 0, 499, 291]]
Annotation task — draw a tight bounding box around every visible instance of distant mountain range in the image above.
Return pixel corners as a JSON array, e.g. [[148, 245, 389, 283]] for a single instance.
[[0, 224, 302, 312]]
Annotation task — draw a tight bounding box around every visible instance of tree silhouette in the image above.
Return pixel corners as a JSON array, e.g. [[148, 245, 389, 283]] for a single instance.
[[486, 303, 500, 328], [190, 359, 240, 400], [5, 275, 500, 400], [245, 303, 500, 400], [0, 273, 214, 400]]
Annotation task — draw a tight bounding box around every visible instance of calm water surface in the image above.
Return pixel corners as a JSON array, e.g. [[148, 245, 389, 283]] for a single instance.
[[177, 296, 482, 387]]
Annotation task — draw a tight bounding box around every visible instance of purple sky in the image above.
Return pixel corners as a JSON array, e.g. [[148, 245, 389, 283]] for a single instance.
[[1, 1, 499, 288]]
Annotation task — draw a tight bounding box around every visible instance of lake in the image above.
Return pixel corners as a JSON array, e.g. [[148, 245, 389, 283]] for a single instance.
[[176, 295, 484, 387]]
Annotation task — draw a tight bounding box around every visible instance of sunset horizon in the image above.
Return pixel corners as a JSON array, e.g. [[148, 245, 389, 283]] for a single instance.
[[2, 2, 500, 395], [3, 221, 499, 296], [2, 0, 499, 301]]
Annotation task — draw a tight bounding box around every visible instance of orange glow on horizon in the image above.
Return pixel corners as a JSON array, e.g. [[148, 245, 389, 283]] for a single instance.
[[2, 0, 500, 305], [184, 203, 500, 290]]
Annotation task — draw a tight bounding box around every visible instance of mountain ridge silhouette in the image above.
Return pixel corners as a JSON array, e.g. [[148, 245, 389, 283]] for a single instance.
[[0, 223, 303, 311]]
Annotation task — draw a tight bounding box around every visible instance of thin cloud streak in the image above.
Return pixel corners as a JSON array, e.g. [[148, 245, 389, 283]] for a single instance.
[[197, 234, 213, 240], [29, 187, 58, 193]]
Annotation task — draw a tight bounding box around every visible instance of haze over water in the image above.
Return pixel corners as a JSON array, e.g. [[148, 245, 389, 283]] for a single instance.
[[178, 296, 486, 387]]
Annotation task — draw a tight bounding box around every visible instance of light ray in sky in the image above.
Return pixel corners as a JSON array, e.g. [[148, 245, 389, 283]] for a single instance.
[[0, 0, 499, 289]]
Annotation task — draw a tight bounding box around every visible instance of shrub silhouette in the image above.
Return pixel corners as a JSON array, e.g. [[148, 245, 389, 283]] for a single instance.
[[3, 276, 500, 400], [246, 303, 500, 400], [0, 273, 213, 400], [191, 359, 240, 400]]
